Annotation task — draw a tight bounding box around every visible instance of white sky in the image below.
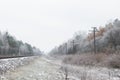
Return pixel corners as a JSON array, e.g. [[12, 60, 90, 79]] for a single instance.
[[0, 0, 120, 53]]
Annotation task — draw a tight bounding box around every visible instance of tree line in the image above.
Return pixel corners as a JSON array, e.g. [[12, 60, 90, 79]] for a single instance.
[[0, 32, 41, 57], [49, 19, 120, 55]]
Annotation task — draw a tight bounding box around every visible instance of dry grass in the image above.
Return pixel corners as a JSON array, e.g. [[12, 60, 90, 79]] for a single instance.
[[63, 53, 120, 68]]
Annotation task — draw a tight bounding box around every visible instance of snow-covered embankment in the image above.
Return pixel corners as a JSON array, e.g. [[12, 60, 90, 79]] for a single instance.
[[0, 56, 37, 75]]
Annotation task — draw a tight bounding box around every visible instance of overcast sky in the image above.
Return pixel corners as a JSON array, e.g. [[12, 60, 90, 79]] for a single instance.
[[0, 0, 120, 53]]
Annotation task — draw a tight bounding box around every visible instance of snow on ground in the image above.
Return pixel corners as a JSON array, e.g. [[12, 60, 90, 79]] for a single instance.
[[61, 64, 120, 80], [0, 57, 120, 80], [2, 57, 65, 80], [0, 57, 37, 79]]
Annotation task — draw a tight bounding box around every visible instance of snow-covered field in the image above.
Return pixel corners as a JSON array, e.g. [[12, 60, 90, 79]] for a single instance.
[[61, 64, 120, 80], [0, 57, 120, 80]]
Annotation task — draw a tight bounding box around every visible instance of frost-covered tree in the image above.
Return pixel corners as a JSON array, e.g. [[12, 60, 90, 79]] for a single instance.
[[49, 19, 120, 55], [0, 31, 42, 57]]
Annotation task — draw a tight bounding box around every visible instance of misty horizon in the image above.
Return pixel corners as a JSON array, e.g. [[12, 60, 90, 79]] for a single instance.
[[0, 0, 120, 52]]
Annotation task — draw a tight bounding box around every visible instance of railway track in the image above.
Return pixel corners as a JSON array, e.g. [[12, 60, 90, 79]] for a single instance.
[[0, 55, 36, 59]]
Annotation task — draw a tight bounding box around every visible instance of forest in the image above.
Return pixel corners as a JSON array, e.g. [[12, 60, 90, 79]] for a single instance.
[[49, 19, 120, 68], [0, 32, 41, 57], [50, 19, 120, 55]]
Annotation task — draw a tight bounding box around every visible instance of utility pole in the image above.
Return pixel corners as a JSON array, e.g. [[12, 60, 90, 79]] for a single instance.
[[65, 43, 67, 55], [90, 27, 98, 54], [71, 40, 75, 53], [88, 34, 92, 53]]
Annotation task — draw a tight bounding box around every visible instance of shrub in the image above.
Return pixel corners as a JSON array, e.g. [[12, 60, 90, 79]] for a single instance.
[[63, 53, 120, 68]]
